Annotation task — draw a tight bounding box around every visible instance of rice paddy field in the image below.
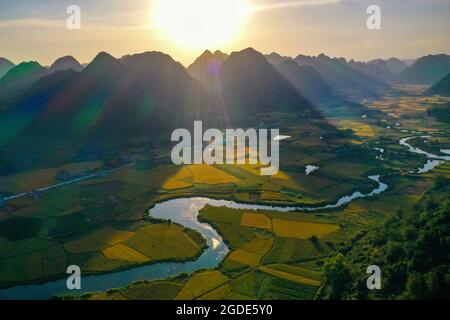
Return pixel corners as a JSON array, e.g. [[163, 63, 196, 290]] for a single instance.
[[0, 86, 449, 300]]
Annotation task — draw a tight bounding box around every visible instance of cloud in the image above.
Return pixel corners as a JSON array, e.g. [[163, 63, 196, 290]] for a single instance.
[[0, 18, 62, 29], [0, 18, 153, 31], [252, 0, 341, 12]]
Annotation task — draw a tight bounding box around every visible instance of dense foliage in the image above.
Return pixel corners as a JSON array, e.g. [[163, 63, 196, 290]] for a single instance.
[[0, 150, 13, 176], [427, 73, 450, 97], [0, 216, 42, 240], [321, 177, 450, 300], [427, 105, 450, 124]]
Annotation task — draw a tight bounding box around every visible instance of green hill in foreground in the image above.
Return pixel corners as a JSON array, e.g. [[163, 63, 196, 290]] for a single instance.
[[397, 54, 450, 84], [0, 58, 15, 80], [320, 177, 450, 300], [427, 73, 450, 97]]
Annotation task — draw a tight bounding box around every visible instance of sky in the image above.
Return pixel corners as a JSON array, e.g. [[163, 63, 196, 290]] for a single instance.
[[0, 0, 449, 66]]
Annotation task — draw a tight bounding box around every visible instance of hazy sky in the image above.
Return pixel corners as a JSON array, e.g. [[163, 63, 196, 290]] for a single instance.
[[1, 0, 449, 66]]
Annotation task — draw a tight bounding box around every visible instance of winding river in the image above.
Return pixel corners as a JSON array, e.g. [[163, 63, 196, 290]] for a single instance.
[[399, 136, 450, 173], [0, 135, 447, 299]]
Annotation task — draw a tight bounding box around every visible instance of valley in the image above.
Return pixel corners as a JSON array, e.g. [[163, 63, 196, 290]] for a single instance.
[[0, 39, 449, 302], [0, 82, 448, 299]]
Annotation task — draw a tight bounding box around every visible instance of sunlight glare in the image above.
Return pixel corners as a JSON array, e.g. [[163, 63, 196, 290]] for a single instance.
[[155, 0, 252, 49]]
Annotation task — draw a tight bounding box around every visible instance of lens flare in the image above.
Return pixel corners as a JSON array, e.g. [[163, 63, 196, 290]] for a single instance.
[[155, 0, 252, 49]]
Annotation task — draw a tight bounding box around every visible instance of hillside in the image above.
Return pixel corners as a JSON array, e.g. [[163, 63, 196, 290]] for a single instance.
[[220, 48, 314, 117], [0, 150, 14, 176], [0, 58, 15, 80], [320, 178, 450, 300], [0, 62, 49, 94], [50, 56, 84, 72], [295, 54, 384, 97], [265, 52, 291, 65], [0, 49, 330, 168], [0, 52, 206, 141], [187, 50, 228, 85], [275, 60, 333, 103], [427, 73, 450, 96], [384, 58, 409, 76], [397, 54, 450, 84]]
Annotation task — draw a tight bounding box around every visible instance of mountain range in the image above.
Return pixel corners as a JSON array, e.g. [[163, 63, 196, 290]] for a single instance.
[[0, 61, 51, 111], [266, 52, 450, 88], [0, 58, 15, 80], [274, 59, 333, 103], [187, 50, 229, 86], [0, 48, 323, 168], [348, 57, 408, 83], [397, 54, 450, 84], [49, 56, 84, 72], [0, 56, 86, 111], [0, 49, 449, 168], [427, 73, 450, 96]]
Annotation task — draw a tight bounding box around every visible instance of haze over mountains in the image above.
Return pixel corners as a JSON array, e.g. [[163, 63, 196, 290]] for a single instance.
[[397, 54, 450, 84], [0, 48, 449, 168], [187, 50, 228, 86], [220, 48, 314, 116], [274, 60, 333, 103], [0, 56, 87, 111], [0, 61, 50, 108], [427, 73, 450, 97], [0, 49, 318, 144], [0, 58, 15, 80], [348, 58, 408, 83], [50, 56, 84, 73], [264, 52, 450, 92], [1, 51, 206, 139], [0, 48, 327, 169], [1, 50, 448, 105], [265, 53, 411, 98]]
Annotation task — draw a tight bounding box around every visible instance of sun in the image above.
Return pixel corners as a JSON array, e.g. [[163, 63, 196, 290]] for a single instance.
[[155, 0, 252, 49]]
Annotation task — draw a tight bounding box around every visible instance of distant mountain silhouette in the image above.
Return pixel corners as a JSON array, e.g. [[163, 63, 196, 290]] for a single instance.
[[0, 62, 48, 90], [0, 56, 83, 109], [358, 58, 408, 82], [427, 73, 450, 96], [265, 53, 291, 65], [402, 59, 416, 67], [348, 59, 392, 83], [397, 54, 450, 84], [0, 61, 50, 110], [50, 56, 83, 72], [187, 50, 229, 123], [0, 49, 336, 168], [0, 52, 207, 144], [0, 149, 14, 176], [83, 51, 121, 75], [295, 53, 384, 97], [267, 54, 407, 84], [220, 48, 314, 117], [384, 58, 409, 76], [275, 60, 333, 103], [187, 50, 228, 85], [0, 58, 15, 80], [5, 48, 319, 144]]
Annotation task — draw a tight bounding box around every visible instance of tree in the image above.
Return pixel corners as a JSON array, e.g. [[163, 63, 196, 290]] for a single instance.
[[322, 253, 351, 300], [0, 150, 14, 176]]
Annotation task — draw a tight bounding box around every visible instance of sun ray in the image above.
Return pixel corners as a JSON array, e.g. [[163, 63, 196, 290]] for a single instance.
[[154, 0, 252, 49], [252, 0, 341, 12]]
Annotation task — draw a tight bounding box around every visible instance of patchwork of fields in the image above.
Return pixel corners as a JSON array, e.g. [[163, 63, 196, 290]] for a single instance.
[[0, 88, 449, 300]]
